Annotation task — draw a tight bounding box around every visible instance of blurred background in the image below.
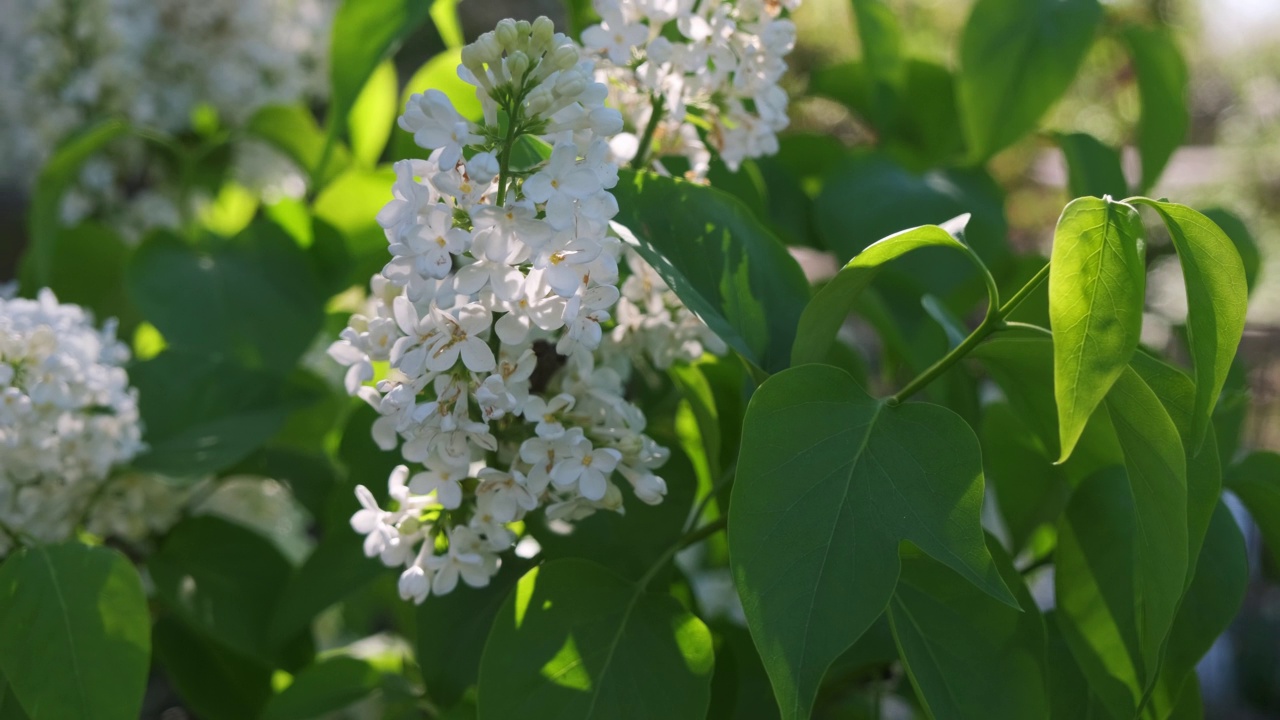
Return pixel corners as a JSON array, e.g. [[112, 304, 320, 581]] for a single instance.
[[0, 0, 1276, 717]]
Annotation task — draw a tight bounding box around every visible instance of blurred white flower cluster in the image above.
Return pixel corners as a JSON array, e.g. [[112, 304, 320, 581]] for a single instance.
[[0, 290, 183, 555], [330, 17, 723, 602], [0, 0, 332, 236], [583, 0, 800, 176]]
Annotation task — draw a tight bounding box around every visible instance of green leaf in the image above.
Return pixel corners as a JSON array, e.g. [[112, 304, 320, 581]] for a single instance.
[[851, 0, 905, 127], [269, 533, 384, 648], [958, 0, 1102, 161], [1055, 132, 1129, 199], [430, 0, 464, 48], [127, 221, 328, 372], [150, 516, 301, 665], [1049, 196, 1145, 462], [131, 352, 318, 476], [979, 402, 1070, 554], [1124, 25, 1189, 192], [477, 559, 715, 720], [1201, 208, 1260, 293], [417, 558, 532, 707], [21, 120, 131, 290], [1227, 451, 1280, 570], [348, 60, 399, 167], [42, 222, 139, 333], [327, 0, 432, 155], [1129, 199, 1249, 448], [610, 169, 810, 374], [313, 166, 398, 283], [889, 540, 1049, 720], [1145, 502, 1248, 719], [729, 364, 1015, 720], [245, 105, 351, 187], [792, 215, 985, 366], [262, 657, 383, 720], [0, 673, 30, 720], [709, 623, 780, 720], [0, 543, 149, 720], [153, 616, 274, 720]]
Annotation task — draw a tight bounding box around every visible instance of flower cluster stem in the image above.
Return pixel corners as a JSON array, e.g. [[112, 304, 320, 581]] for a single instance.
[[887, 262, 1050, 406], [630, 93, 666, 171]]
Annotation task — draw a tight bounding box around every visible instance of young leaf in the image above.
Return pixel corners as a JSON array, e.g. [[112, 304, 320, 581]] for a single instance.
[[0, 543, 150, 720], [1129, 199, 1248, 449], [1049, 196, 1145, 462], [1055, 132, 1128, 200], [1124, 25, 1190, 192], [261, 657, 383, 720], [889, 540, 1050, 720], [729, 364, 1016, 720], [610, 170, 810, 374], [791, 215, 986, 366], [958, 0, 1102, 161], [1226, 451, 1280, 568], [150, 516, 302, 666], [348, 60, 399, 167], [477, 559, 715, 720]]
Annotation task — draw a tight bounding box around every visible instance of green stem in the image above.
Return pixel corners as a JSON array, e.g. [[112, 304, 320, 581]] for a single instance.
[[495, 118, 519, 206], [684, 462, 736, 533], [888, 262, 1050, 406], [630, 93, 666, 171], [637, 516, 727, 590]]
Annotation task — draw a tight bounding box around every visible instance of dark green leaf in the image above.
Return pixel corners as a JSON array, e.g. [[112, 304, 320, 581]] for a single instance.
[[1124, 25, 1189, 191], [0, 543, 149, 720], [1055, 132, 1129, 199], [1049, 196, 1145, 462], [0, 670, 30, 720], [262, 657, 383, 720], [127, 221, 328, 372], [150, 516, 300, 665], [1130, 199, 1249, 448], [21, 120, 131, 290], [477, 559, 715, 720], [851, 0, 905, 127], [979, 402, 1070, 553], [40, 222, 139, 333], [269, 533, 384, 648], [812, 153, 1009, 300], [131, 352, 318, 476], [153, 616, 274, 720], [958, 0, 1102, 160], [417, 558, 531, 707], [610, 169, 810, 373], [709, 623, 780, 720], [792, 215, 982, 366], [889, 540, 1049, 720], [1227, 451, 1280, 570], [729, 364, 1015, 720]]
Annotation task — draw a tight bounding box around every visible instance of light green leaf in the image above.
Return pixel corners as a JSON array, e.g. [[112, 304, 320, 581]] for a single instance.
[[326, 0, 433, 170], [1049, 196, 1145, 462], [245, 105, 351, 187], [313, 166, 398, 282], [1202, 208, 1260, 292], [348, 60, 399, 166], [958, 0, 1101, 161], [0, 543, 149, 720], [1129, 199, 1249, 448], [889, 540, 1049, 720], [792, 215, 985, 366], [430, 0, 464, 48], [1124, 25, 1189, 192], [477, 559, 715, 720], [1227, 451, 1280, 569], [21, 120, 130, 290], [262, 657, 383, 720], [130, 352, 319, 476], [1055, 132, 1128, 199], [729, 364, 1016, 720], [150, 516, 302, 665], [610, 169, 810, 374]]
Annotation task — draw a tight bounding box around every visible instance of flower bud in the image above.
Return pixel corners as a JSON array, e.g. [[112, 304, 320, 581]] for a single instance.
[[531, 16, 554, 50], [495, 19, 517, 49], [467, 151, 500, 184], [551, 44, 580, 71], [515, 19, 532, 40], [590, 107, 624, 137], [475, 31, 501, 62], [507, 50, 530, 85]]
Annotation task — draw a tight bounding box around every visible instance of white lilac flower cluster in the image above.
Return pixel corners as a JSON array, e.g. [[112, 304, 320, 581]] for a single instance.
[[331, 17, 723, 603], [0, 0, 332, 235], [583, 0, 800, 177], [0, 290, 182, 555]]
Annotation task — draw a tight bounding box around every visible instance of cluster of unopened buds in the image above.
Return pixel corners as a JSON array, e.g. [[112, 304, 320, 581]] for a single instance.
[[0, 291, 183, 555], [330, 15, 734, 602], [584, 0, 800, 177]]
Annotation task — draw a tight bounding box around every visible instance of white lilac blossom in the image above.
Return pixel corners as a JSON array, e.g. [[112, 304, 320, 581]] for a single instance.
[[331, 17, 723, 603], [0, 290, 181, 555], [0, 0, 333, 237], [583, 0, 800, 177]]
